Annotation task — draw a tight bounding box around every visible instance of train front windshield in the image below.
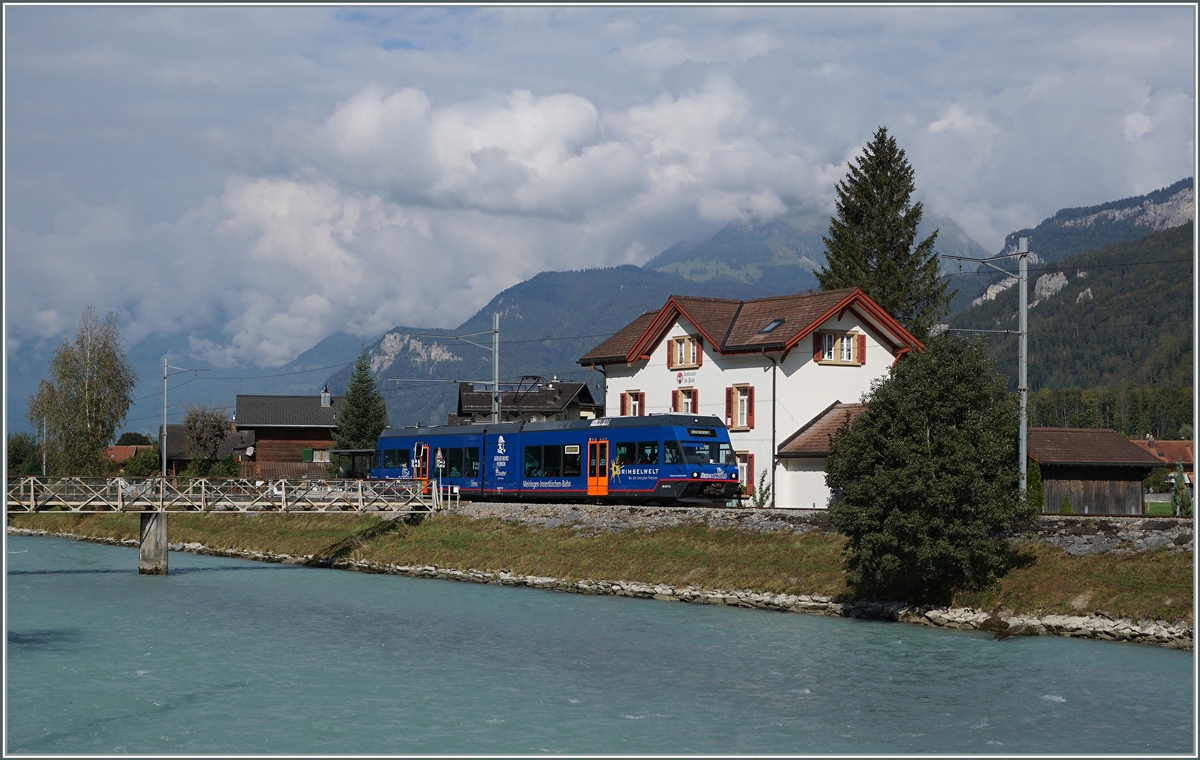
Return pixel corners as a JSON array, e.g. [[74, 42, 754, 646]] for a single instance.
[[667, 440, 735, 466]]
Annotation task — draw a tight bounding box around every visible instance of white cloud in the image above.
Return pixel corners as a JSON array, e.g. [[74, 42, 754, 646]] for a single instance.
[[4, 4, 1194, 380]]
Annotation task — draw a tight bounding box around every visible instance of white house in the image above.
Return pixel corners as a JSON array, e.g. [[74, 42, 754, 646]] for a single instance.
[[578, 287, 922, 509]]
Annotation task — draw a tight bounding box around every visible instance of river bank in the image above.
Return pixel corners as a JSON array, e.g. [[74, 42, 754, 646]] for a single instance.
[[7, 507, 1193, 650]]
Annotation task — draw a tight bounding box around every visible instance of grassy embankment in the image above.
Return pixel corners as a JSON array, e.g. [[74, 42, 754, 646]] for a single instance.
[[7, 512, 1193, 624]]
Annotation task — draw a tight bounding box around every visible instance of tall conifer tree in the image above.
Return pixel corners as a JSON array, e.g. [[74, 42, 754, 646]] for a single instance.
[[333, 348, 389, 450], [819, 126, 952, 341]]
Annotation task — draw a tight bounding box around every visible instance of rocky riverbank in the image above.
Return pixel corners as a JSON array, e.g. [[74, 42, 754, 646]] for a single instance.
[[449, 503, 1194, 555], [9, 525, 1192, 650]]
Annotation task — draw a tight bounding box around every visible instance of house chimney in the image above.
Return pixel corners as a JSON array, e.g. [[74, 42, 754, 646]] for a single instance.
[[321, 385, 331, 408], [1147, 433, 1155, 448]]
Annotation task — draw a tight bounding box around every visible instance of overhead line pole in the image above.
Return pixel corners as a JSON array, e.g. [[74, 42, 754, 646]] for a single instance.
[[409, 314, 501, 423], [162, 359, 209, 477], [941, 237, 1031, 496]]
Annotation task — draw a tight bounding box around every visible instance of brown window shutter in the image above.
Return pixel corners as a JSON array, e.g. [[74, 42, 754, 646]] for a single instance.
[[620, 393, 627, 416], [667, 339, 675, 369], [857, 333, 866, 364], [813, 332, 822, 362], [747, 386, 755, 429], [672, 389, 680, 413], [638, 392, 646, 416], [692, 388, 698, 413], [696, 336, 703, 366], [725, 387, 733, 425], [747, 453, 755, 495]]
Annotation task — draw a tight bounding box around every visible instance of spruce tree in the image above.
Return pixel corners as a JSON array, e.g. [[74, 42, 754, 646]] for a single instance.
[[333, 348, 389, 450], [1027, 458, 1044, 512], [819, 126, 953, 341]]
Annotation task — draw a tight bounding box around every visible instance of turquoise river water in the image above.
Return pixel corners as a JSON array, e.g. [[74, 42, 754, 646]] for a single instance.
[[4, 535, 1195, 754]]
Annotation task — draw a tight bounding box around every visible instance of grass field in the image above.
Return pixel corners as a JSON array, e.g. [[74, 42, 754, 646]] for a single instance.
[[7, 512, 1193, 624]]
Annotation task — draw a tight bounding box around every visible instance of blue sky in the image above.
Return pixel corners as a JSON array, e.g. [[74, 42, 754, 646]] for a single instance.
[[4, 4, 1195, 383]]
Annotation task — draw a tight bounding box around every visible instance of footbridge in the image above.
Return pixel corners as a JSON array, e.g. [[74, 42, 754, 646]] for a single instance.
[[6, 477, 457, 575]]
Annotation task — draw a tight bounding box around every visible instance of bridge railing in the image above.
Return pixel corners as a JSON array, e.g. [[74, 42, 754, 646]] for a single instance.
[[5, 477, 438, 514]]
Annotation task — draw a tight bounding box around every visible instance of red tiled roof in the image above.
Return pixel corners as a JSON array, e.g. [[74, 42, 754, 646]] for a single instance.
[[106, 445, 152, 462], [777, 402, 867, 458], [579, 288, 920, 366], [1131, 439, 1193, 469], [1028, 428, 1163, 467], [579, 310, 660, 365]]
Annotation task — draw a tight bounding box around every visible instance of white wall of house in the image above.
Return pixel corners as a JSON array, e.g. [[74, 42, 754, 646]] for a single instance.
[[604, 314, 894, 508], [779, 458, 831, 510]]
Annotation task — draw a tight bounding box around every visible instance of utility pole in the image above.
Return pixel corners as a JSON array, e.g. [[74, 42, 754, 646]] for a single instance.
[[942, 236, 1031, 496], [42, 417, 47, 477], [492, 312, 500, 423], [162, 358, 208, 477], [1017, 237, 1029, 494]]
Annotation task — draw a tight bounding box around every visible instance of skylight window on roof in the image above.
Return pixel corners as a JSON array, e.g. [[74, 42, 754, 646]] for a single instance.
[[759, 318, 785, 334]]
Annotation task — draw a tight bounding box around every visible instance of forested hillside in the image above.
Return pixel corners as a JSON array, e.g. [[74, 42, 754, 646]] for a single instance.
[[947, 178, 1193, 313], [949, 222, 1193, 437]]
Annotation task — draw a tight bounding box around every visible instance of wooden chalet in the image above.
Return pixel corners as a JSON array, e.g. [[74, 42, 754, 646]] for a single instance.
[[234, 387, 353, 479]]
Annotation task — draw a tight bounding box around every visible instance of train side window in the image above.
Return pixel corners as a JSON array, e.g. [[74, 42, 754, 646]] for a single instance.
[[525, 446, 544, 477], [543, 445, 563, 477], [615, 441, 637, 466], [446, 447, 464, 477], [563, 445, 581, 477], [638, 441, 659, 464], [664, 441, 684, 465], [465, 447, 480, 476], [383, 448, 410, 469]]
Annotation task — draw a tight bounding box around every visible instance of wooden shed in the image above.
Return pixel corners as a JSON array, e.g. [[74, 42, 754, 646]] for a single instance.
[[1029, 428, 1163, 515]]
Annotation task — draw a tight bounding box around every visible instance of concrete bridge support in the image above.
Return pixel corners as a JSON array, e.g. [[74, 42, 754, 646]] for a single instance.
[[139, 512, 168, 575]]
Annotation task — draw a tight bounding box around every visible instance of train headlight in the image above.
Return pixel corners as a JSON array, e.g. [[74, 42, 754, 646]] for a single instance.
[[691, 472, 699, 479]]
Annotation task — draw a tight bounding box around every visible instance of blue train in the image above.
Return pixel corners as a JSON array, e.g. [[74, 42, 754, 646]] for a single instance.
[[371, 414, 742, 505]]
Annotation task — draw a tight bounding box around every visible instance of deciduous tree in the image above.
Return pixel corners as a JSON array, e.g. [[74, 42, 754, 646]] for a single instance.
[[826, 335, 1032, 604], [819, 126, 952, 341], [182, 405, 230, 465], [26, 305, 138, 475]]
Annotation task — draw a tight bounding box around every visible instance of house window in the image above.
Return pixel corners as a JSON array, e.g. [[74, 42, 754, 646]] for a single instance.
[[621, 391, 645, 417], [725, 386, 755, 430], [313, 449, 330, 463], [668, 335, 703, 369], [736, 451, 754, 495], [673, 388, 696, 414], [816, 331, 864, 366]]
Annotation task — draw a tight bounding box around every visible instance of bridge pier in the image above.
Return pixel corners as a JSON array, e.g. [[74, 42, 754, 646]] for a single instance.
[[138, 512, 168, 575]]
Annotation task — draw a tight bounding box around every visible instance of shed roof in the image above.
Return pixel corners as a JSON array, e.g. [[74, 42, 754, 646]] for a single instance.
[[1028, 428, 1163, 468], [777, 401, 867, 458], [235, 395, 343, 428]]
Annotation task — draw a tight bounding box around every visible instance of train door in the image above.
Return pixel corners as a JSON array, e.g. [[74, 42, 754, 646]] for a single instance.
[[413, 443, 429, 480], [587, 439, 609, 496]]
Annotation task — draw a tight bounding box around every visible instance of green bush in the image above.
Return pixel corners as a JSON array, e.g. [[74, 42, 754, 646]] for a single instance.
[[122, 447, 161, 477], [1060, 494, 1073, 515]]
